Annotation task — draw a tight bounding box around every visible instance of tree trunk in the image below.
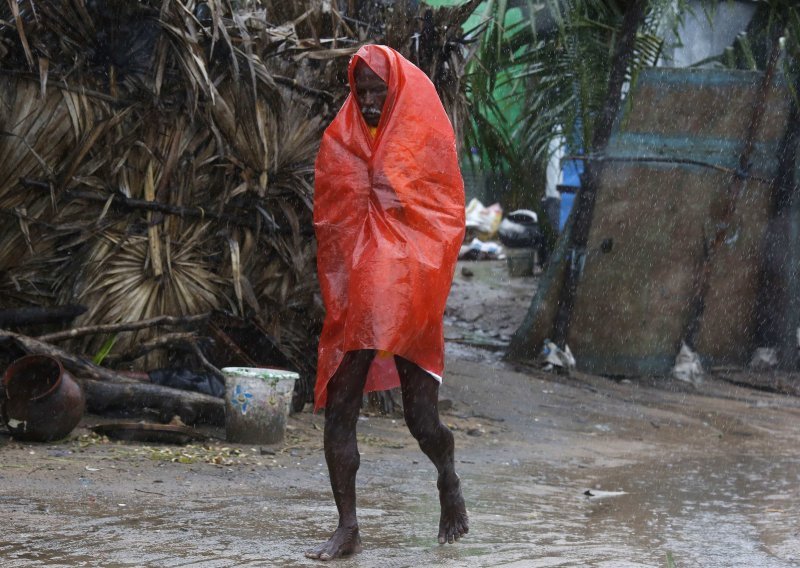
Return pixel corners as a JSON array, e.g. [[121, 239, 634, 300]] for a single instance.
[[550, 0, 649, 347], [78, 378, 225, 426]]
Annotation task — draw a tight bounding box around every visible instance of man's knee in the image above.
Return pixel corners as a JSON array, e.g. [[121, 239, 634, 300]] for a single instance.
[[404, 410, 444, 444]]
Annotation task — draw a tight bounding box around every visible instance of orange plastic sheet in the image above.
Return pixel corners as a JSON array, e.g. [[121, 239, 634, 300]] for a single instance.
[[313, 45, 465, 410]]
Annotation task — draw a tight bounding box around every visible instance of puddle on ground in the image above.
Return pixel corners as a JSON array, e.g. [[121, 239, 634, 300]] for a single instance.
[[2, 450, 798, 567]]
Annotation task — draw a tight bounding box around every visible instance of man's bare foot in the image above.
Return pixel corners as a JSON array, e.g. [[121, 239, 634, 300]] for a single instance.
[[438, 473, 469, 544], [305, 525, 363, 561]]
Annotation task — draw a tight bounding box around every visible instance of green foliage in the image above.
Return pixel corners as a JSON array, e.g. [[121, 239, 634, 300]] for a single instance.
[[465, 0, 689, 208], [93, 335, 118, 366]]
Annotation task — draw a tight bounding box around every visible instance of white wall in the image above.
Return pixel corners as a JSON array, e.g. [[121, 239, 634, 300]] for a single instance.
[[660, 0, 758, 68]]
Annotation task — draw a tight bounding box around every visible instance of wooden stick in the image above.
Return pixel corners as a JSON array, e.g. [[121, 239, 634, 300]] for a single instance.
[[273, 75, 334, 101], [102, 329, 224, 381], [103, 332, 198, 365], [18, 178, 272, 232], [207, 323, 258, 367], [190, 341, 225, 380], [36, 313, 211, 343], [0, 328, 141, 383]]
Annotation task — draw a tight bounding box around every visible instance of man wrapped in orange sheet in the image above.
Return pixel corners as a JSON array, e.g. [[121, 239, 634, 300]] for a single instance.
[[306, 45, 467, 560]]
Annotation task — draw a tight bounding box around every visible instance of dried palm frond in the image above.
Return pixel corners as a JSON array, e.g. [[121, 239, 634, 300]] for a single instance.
[[0, 0, 481, 405]]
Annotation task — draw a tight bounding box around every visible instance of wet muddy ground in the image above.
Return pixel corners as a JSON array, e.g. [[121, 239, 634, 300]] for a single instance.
[[2, 261, 800, 567]]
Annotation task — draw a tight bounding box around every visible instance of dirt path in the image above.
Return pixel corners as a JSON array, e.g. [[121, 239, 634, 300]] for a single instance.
[[2, 261, 800, 567]]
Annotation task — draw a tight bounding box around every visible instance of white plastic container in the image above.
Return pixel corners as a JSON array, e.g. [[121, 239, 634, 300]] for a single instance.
[[222, 367, 299, 445]]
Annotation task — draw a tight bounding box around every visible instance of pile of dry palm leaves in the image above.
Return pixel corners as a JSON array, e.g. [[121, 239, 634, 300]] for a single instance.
[[0, 0, 480, 406]]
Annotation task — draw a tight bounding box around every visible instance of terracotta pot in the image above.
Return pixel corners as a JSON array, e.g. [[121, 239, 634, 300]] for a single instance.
[[1, 355, 85, 442]]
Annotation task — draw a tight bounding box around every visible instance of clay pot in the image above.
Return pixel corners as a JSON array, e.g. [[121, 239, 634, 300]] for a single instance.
[[1, 355, 85, 442]]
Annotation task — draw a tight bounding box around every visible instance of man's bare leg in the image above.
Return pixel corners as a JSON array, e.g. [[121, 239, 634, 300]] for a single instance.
[[306, 350, 374, 560], [396, 356, 469, 544]]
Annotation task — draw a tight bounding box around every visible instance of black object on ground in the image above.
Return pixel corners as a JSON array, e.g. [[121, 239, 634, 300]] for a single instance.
[[148, 368, 225, 397], [498, 210, 542, 249]]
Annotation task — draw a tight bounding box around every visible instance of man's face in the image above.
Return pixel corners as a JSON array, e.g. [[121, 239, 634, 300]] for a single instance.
[[354, 61, 388, 128]]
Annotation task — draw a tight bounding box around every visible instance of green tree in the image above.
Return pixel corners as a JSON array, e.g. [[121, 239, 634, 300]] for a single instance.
[[465, 0, 686, 211]]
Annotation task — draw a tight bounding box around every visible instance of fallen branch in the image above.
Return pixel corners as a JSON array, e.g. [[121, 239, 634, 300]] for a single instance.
[[0, 328, 141, 383], [102, 330, 224, 381], [207, 323, 258, 367], [104, 332, 198, 365], [19, 178, 271, 232], [77, 377, 225, 426], [190, 341, 225, 380], [36, 313, 211, 343], [273, 74, 334, 101]]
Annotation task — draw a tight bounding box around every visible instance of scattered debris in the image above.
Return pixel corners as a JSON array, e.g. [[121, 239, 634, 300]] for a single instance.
[[583, 489, 628, 499], [672, 342, 704, 385], [541, 340, 576, 373], [465, 199, 503, 240], [459, 238, 505, 261], [750, 347, 778, 371]]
